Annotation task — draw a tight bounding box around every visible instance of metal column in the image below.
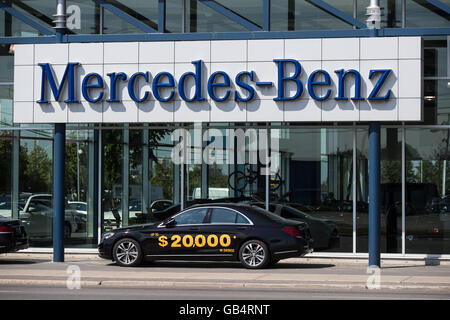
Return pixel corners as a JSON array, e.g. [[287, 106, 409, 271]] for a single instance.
[[53, 0, 66, 262], [368, 122, 381, 267], [367, 0, 381, 268], [53, 123, 66, 262]]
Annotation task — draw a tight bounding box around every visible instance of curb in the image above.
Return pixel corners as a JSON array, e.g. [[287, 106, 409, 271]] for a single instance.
[[1, 278, 449, 291], [3, 253, 450, 267]]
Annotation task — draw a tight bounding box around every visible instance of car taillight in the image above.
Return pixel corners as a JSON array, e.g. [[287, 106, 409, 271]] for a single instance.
[[0, 226, 13, 233], [282, 226, 302, 238]]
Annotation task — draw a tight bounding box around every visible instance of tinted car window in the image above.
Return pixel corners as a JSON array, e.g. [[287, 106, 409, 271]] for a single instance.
[[174, 208, 208, 225], [236, 213, 251, 224], [210, 208, 236, 224]]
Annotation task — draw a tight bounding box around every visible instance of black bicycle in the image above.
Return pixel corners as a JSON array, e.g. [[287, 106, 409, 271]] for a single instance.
[[228, 165, 283, 193]]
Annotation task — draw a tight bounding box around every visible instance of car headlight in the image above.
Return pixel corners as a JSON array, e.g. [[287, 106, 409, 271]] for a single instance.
[[101, 232, 115, 241]]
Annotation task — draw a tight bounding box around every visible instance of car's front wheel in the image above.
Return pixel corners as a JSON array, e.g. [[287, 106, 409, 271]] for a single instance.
[[113, 238, 143, 267], [238, 240, 270, 269]]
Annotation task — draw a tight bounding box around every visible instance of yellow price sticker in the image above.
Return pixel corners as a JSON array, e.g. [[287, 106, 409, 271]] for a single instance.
[[158, 234, 233, 248]]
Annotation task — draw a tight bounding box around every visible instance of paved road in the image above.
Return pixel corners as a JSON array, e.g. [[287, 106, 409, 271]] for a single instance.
[[0, 253, 449, 300], [0, 284, 449, 300]]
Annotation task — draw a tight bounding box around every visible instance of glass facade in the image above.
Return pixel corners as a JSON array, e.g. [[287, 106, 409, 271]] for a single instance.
[[1, 1, 449, 35], [0, 1, 449, 256], [405, 128, 450, 254]]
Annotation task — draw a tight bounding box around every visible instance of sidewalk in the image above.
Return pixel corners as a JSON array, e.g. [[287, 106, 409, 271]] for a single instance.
[[1, 252, 450, 292]]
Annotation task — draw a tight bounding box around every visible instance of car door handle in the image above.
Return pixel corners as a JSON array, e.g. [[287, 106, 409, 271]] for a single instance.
[[237, 226, 247, 230], [189, 227, 200, 231]]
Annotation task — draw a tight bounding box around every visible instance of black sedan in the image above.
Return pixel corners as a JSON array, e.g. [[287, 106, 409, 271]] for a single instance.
[[0, 217, 29, 253], [263, 203, 340, 251], [98, 203, 313, 269]]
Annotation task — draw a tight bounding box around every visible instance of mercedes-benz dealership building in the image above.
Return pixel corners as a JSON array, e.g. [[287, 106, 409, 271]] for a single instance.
[[0, 0, 449, 262]]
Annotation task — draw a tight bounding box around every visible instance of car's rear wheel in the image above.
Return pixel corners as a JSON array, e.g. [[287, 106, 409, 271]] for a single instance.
[[239, 240, 269, 269], [113, 238, 143, 267]]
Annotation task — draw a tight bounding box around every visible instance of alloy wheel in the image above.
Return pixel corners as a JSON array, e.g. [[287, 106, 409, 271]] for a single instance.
[[241, 242, 266, 267], [115, 240, 139, 265]]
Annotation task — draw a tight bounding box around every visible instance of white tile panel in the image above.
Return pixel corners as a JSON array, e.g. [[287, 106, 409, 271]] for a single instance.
[[399, 37, 422, 60], [173, 100, 210, 122], [321, 100, 360, 122], [34, 101, 67, 123], [359, 99, 398, 121], [139, 42, 174, 64], [175, 41, 210, 63], [360, 37, 398, 60], [14, 66, 34, 101], [34, 43, 68, 65], [284, 99, 321, 122], [14, 44, 34, 66], [248, 39, 283, 62], [13, 102, 34, 123], [285, 39, 321, 61], [138, 100, 174, 122], [67, 100, 103, 123], [69, 42, 103, 65], [398, 98, 422, 121], [104, 42, 138, 64], [322, 38, 359, 61], [247, 99, 283, 122], [210, 100, 246, 122], [211, 40, 247, 62], [399, 59, 422, 98], [102, 100, 139, 123]]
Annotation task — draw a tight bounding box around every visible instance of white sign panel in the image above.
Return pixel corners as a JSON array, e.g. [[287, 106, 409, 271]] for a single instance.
[[13, 37, 422, 123]]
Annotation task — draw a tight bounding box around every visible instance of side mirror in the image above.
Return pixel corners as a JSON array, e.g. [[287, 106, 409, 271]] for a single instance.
[[163, 218, 177, 228]]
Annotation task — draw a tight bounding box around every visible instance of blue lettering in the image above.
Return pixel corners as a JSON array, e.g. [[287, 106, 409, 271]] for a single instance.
[[335, 69, 364, 101], [273, 59, 303, 101], [152, 72, 175, 102], [207, 71, 231, 102], [37, 62, 79, 103], [368, 69, 392, 100], [36, 61, 395, 106], [235, 71, 255, 102], [128, 71, 150, 102], [106, 72, 127, 102], [178, 60, 205, 102], [308, 70, 331, 101], [82, 73, 104, 103]]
